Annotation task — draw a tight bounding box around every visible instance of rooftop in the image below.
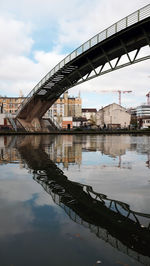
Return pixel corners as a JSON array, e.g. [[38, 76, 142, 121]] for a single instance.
[[82, 108, 97, 112]]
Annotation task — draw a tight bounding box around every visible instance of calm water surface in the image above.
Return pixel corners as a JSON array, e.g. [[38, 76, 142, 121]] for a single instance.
[[0, 134, 150, 266]]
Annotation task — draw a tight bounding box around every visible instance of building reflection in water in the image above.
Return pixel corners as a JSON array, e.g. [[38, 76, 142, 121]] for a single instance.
[[0, 136, 21, 165], [1, 135, 150, 171], [45, 135, 82, 169], [1, 134, 150, 170]]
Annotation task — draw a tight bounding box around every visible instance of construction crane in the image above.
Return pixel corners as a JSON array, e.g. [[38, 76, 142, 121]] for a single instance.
[[117, 90, 132, 105], [146, 91, 150, 105], [99, 90, 132, 105]]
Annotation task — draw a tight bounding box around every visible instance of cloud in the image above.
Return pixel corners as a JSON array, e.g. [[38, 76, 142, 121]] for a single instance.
[[34, 50, 65, 71], [0, 16, 66, 96], [0, 16, 33, 57], [56, 0, 150, 48], [0, 0, 149, 107], [0, 201, 34, 237], [0, 50, 65, 96]]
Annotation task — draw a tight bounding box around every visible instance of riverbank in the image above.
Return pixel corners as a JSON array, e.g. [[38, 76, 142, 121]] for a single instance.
[[1, 128, 150, 135]]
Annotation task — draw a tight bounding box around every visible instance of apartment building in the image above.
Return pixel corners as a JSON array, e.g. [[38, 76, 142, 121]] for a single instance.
[[0, 97, 25, 115], [0, 91, 82, 118], [47, 91, 81, 118], [44, 91, 82, 123]]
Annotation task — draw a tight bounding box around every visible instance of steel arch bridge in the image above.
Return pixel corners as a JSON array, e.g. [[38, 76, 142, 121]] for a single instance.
[[16, 4, 150, 131]]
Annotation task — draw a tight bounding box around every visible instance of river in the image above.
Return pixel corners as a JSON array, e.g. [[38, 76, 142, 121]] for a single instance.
[[0, 134, 150, 266]]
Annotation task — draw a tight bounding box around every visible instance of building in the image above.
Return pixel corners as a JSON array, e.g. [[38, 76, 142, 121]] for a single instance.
[[0, 92, 82, 129], [127, 107, 137, 128], [64, 91, 82, 117], [0, 97, 25, 115], [0, 113, 12, 129], [136, 104, 150, 117], [0, 114, 8, 128], [0, 91, 81, 118], [62, 117, 73, 129], [141, 118, 150, 128], [44, 91, 82, 122], [96, 103, 131, 129], [136, 104, 150, 128], [73, 117, 87, 128], [82, 108, 97, 122]]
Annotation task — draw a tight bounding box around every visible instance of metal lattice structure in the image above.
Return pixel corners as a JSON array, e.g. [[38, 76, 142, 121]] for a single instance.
[[16, 4, 150, 125]]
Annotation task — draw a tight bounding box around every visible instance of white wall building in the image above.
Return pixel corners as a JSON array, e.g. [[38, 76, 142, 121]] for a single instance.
[[142, 118, 150, 128], [96, 103, 131, 128], [82, 108, 97, 121], [136, 104, 150, 128], [0, 114, 6, 126], [0, 114, 11, 128]]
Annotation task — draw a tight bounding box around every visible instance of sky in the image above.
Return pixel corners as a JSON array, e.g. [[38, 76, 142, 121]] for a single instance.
[[0, 0, 150, 109]]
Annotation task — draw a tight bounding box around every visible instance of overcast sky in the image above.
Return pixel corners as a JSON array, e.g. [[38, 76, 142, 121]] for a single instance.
[[0, 0, 150, 109]]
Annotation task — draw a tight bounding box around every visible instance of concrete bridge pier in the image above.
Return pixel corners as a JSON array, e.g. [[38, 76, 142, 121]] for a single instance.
[[17, 97, 55, 132], [17, 117, 43, 132]]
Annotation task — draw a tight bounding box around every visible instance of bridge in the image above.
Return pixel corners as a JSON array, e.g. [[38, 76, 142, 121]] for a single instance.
[[15, 4, 150, 131]]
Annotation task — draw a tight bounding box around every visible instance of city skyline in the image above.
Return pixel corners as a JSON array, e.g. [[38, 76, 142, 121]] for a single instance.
[[0, 0, 150, 109]]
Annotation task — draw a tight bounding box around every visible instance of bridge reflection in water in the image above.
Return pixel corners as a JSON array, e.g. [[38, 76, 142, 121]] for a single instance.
[[16, 140, 150, 266]]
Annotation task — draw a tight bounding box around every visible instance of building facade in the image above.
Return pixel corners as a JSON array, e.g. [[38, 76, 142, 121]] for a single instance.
[[73, 117, 87, 128], [62, 117, 73, 129], [82, 108, 97, 122], [0, 91, 82, 122], [44, 91, 82, 122], [136, 105, 150, 117], [136, 104, 150, 128], [96, 103, 131, 128], [0, 97, 25, 115]]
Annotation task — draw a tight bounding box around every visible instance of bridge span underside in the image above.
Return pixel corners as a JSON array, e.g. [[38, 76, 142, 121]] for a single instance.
[[16, 6, 150, 131]]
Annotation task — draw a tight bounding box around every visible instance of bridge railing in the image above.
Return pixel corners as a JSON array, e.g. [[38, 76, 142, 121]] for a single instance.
[[16, 4, 150, 116]]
